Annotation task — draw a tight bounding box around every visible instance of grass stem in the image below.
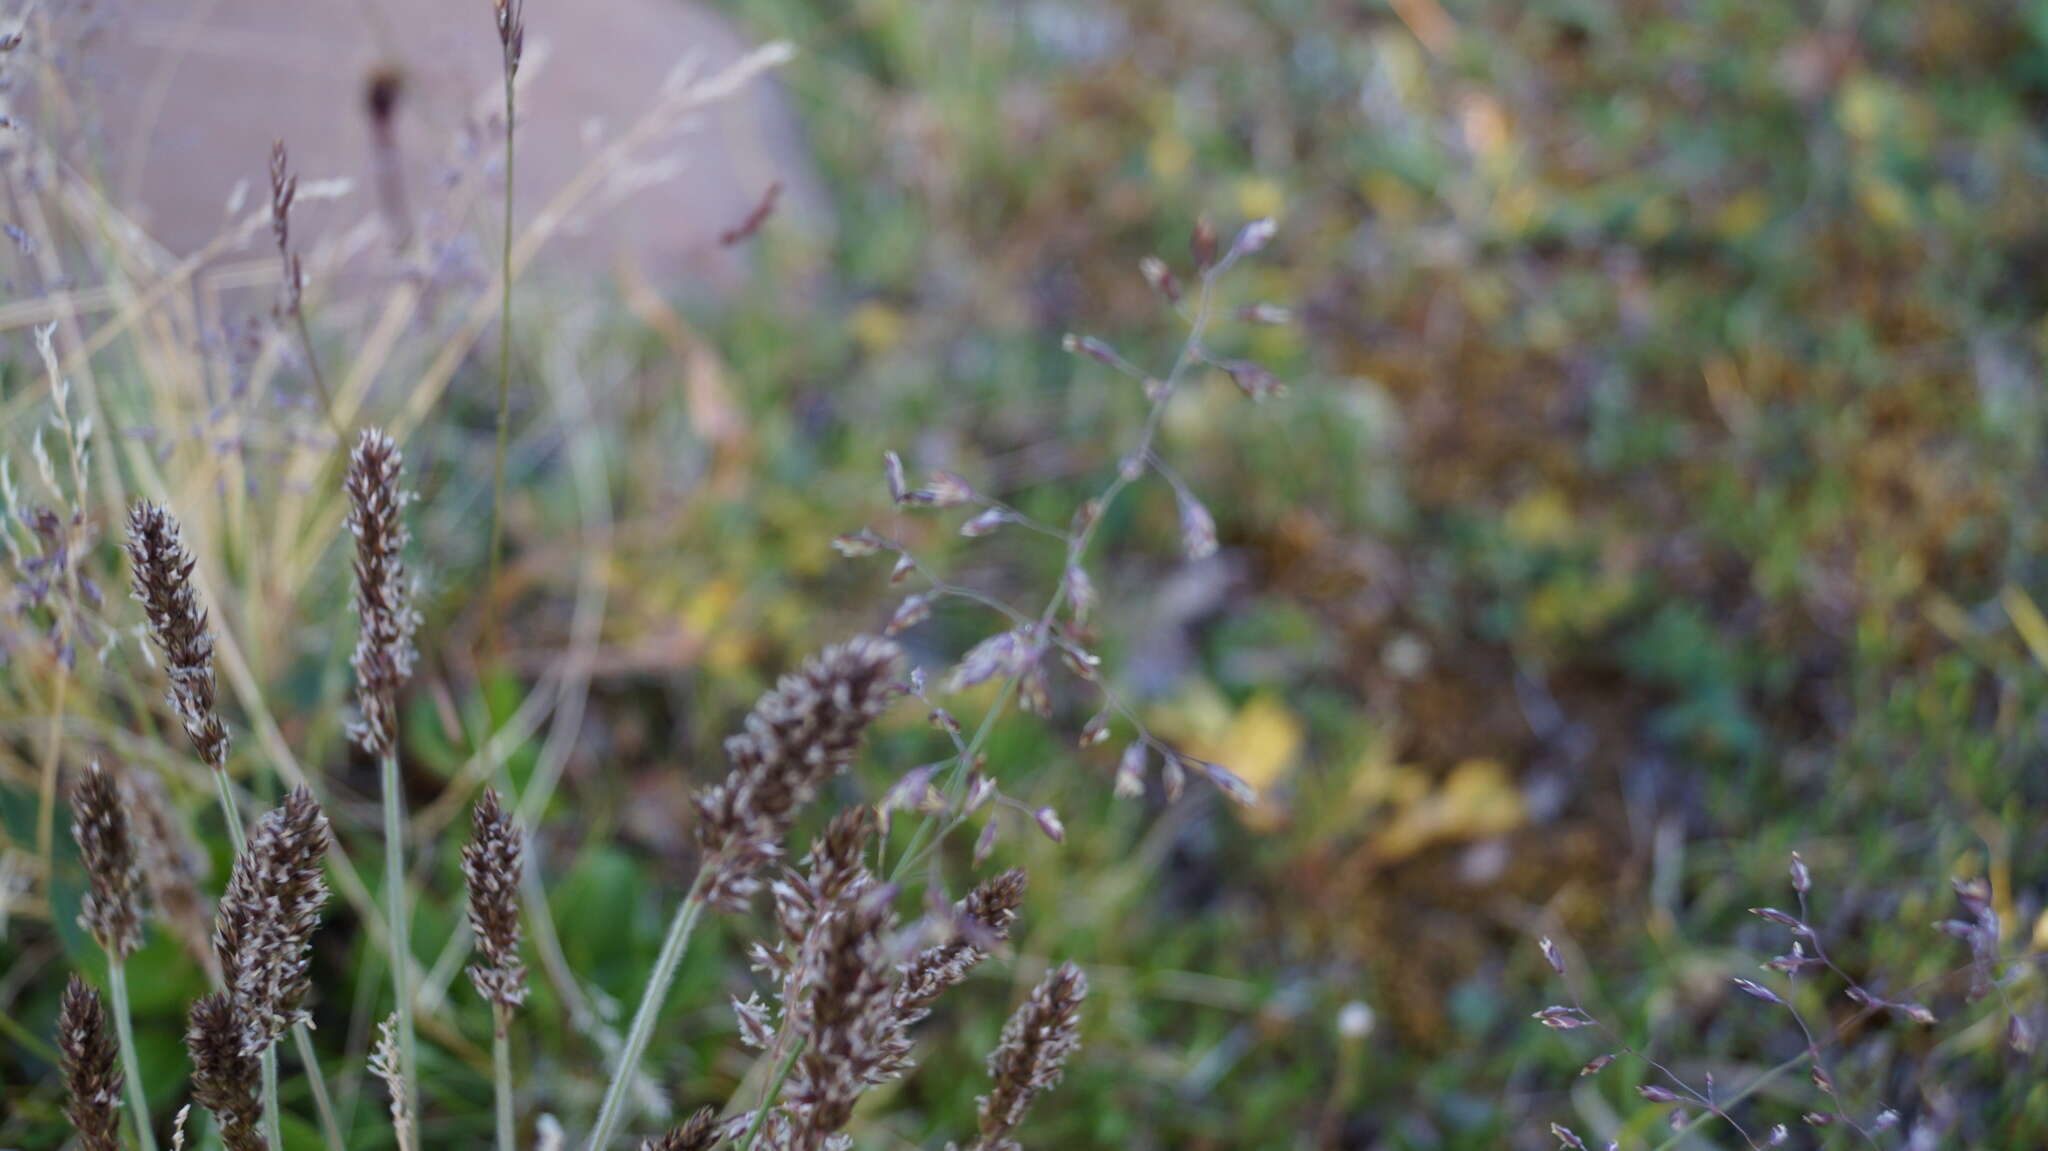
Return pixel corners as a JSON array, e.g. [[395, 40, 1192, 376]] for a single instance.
[[487, 50, 518, 631], [493, 1002, 516, 1151], [583, 871, 710, 1151], [293, 1022, 349, 1151], [107, 960, 160, 1151], [381, 751, 421, 1132], [262, 1048, 282, 1151]]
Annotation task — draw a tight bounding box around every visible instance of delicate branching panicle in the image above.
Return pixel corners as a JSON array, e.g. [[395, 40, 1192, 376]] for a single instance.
[[345, 429, 419, 757], [187, 992, 265, 1151], [642, 1107, 722, 1151], [126, 502, 231, 770], [463, 788, 528, 1008], [974, 963, 1088, 1149], [70, 761, 143, 959], [371, 1012, 417, 1151], [214, 787, 331, 1056], [58, 975, 122, 1151], [694, 637, 902, 911]]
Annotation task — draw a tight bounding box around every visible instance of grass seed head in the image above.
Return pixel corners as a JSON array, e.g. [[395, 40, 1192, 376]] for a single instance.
[[463, 787, 528, 1008], [70, 761, 142, 959], [58, 975, 122, 1151], [126, 502, 230, 771], [213, 786, 331, 1056], [693, 636, 901, 912]]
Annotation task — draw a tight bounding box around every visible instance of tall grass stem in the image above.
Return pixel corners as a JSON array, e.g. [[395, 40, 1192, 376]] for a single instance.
[[381, 751, 420, 1129], [583, 871, 710, 1151], [487, 58, 517, 624], [493, 1002, 515, 1151], [106, 960, 160, 1151]]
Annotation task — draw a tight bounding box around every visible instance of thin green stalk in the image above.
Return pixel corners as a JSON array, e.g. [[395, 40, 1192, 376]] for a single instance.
[[212, 767, 249, 854], [293, 1022, 349, 1151], [493, 1002, 516, 1151], [583, 871, 711, 1151], [487, 52, 517, 614], [291, 306, 343, 441], [381, 751, 420, 1130], [34, 650, 71, 877], [738, 1038, 804, 1151], [106, 961, 160, 1151], [262, 1049, 282, 1151]]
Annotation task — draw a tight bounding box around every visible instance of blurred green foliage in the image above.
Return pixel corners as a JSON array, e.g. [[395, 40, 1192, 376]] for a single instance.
[[6, 0, 2048, 1148]]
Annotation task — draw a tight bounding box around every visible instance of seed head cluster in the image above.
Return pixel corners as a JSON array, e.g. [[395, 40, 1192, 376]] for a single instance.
[[186, 992, 265, 1151], [463, 788, 528, 1009], [213, 786, 331, 1056], [693, 636, 901, 911], [972, 962, 1088, 1150], [126, 502, 231, 770], [70, 761, 143, 960], [346, 428, 420, 758], [877, 869, 1027, 1079], [782, 882, 899, 1150], [58, 975, 123, 1151], [642, 1107, 727, 1151]]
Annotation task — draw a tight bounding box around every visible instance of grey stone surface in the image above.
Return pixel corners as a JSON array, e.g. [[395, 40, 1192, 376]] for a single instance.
[[48, 0, 824, 292]]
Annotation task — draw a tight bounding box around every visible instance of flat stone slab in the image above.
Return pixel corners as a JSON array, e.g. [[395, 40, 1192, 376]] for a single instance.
[[40, 0, 823, 293]]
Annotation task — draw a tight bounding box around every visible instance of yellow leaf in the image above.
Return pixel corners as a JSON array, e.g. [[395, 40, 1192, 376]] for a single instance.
[[1505, 488, 1574, 548], [1371, 758, 1525, 863], [1349, 757, 1432, 809], [849, 302, 905, 354], [1206, 693, 1304, 796], [1149, 133, 1192, 181], [1235, 177, 1286, 223], [1147, 689, 1302, 829], [2000, 586, 2048, 674]]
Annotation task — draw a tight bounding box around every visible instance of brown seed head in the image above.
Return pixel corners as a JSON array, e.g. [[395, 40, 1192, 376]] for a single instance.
[[214, 786, 331, 1056], [870, 868, 1027, 1083], [494, 0, 525, 73], [58, 975, 123, 1151], [187, 992, 265, 1151], [976, 962, 1087, 1146], [693, 637, 902, 911], [126, 502, 231, 770], [70, 761, 143, 959], [786, 884, 899, 1148], [463, 788, 528, 1008], [345, 428, 419, 758], [642, 1107, 724, 1151]]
